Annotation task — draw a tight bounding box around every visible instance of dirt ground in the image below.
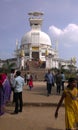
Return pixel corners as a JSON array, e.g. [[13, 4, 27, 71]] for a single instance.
[[0, 81, 65, 130], [0, 106, 65, 130]]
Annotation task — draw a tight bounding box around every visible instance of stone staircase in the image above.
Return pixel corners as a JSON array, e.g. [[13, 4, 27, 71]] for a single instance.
[[21, 61, 48, 81]]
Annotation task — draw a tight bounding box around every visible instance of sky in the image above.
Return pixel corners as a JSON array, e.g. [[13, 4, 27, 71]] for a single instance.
[[0, 0, 78, 66]]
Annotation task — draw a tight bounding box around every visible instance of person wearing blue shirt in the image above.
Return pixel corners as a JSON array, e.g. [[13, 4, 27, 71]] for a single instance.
[[61, 71, 65, 91], [45, 69, 54, 96]]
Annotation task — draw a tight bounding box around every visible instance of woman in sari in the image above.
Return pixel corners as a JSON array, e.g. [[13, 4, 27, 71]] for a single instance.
[[0, 73, 11, 116], [55, 78, 78, 130]]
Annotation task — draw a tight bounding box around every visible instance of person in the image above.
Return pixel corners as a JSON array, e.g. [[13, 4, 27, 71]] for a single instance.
[[44, 69, 54, 96], [28, 75, 33, 90], [24, 73, 27, 83], [61, 71, 65, 91], [35, 74, 38, 80], [55, 77, 78, 130], [3, 73, 11, 103], [9, 69, 16, 103], [0, 80, 4, 116], [12, 71, 24, 114], [75, 73, 78, 89], [26, 72, 30, 85], [55, 70, 62, 94], [0, 73, 11, 116]]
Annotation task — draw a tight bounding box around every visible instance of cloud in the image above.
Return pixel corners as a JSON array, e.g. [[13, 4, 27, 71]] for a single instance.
[[49, 24, 78, 65], [49, 26, 62, 36], [49, 24, 78, 45]]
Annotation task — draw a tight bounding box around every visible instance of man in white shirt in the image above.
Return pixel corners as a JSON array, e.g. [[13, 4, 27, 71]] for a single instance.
[[12, 71, 24, 114]]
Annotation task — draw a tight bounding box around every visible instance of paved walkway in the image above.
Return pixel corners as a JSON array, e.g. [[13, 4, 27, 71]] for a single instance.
[[0, 81, 65, 130]]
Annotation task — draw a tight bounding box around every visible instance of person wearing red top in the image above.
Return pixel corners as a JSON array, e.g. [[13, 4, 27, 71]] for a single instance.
[[28, 76, 33, 90]]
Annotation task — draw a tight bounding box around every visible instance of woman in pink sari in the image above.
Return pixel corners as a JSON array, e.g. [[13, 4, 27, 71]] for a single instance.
[[0, 73, 11, 116]]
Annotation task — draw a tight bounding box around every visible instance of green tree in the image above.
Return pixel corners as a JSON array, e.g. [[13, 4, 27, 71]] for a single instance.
[[1, 60, 16, 73]]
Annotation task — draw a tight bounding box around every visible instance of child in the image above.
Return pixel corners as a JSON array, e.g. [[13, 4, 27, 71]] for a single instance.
[[55, 77, 78, 130], [28, 76, 33, 90]]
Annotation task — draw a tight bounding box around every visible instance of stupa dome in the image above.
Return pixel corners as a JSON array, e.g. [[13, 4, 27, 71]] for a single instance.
[[21, 30, 52, 46]]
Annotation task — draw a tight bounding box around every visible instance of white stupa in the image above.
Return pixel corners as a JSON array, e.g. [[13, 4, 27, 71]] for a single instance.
[[16, 12, 58, 69], [21, 12, 52, 59]]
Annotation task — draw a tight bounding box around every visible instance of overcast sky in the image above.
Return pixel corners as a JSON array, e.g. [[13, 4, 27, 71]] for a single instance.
[[0, 0, 78, 66]]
